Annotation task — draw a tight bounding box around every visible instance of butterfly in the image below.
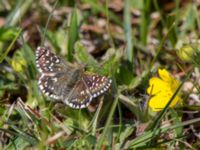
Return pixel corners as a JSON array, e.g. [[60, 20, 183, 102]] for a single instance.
[[35, 46, 112, 109]]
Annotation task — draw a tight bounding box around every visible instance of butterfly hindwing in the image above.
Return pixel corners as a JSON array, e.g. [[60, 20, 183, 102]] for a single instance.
[[63, 73, 112, 109], [39, 74, 62, 100], [82, 72, 112, 98], [38, 72, 75, 101], [64, 79, 92, 108]]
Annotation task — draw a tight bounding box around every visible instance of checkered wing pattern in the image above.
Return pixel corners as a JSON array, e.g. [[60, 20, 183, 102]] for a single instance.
[[64, 73, 112, 108], [38, 72, 72, 100], [36, 46, 112, 109], [35, 47, 73, 73], [36, 47, 80, 101], [82, 73, 112, 98]]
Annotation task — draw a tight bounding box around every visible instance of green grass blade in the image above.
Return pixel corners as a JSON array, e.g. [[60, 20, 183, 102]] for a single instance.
[[0, 125, 38, 146], [82, 0, 122, 26], [125, 117, 200, 148], [6, 0, 33, 26], [67, 8, 79, 62], [140, 0, 150, 45], [123, 0, 134, 62], [149, 23, 176, 71], [96, 95, 119, 149]]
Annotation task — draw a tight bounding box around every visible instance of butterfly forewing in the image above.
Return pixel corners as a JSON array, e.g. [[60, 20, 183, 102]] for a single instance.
[[36, 47, 75, 73], [36, 46, 112, 109]]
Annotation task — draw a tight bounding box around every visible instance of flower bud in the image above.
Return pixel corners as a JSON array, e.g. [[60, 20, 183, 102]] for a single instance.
[[11, 51, 27, 72], [177, 44, 200, 63], [177, 45, 194, 62]]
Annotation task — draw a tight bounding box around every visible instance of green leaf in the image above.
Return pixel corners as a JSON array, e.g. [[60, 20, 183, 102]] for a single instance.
[[0, 28, 22, 63], [74, 41, 98, 70], [171, 110, 184, 149], [6, 137, 30, 150], [115, 125, 134, 150], [100, 48, 122, 76], [85, 135, 97, 145], [0, 27, 19, 41]]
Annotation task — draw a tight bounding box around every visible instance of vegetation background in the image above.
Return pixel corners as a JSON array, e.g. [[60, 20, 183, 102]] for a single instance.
[[0, 0, 200, 149]]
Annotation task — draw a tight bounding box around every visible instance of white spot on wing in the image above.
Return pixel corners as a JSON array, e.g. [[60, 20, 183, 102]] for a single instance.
[[55, 59, 60, 63], [50, 63, 54, 67], [101, 76, 105, 81], [86, 89, 90, 94], [52, 78, 58, 82], [45, 92, 50, 96], [39, 85, 44, 90], [44, 81, 48, 87], [93, 93, 97, 97]]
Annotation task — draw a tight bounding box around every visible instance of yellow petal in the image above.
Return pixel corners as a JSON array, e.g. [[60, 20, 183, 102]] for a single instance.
[[147, 68, 182, 112], [158, 69, 172, 82], [148, 93, 168, 111], [148, 92, 181, 112], [147, 77, 169, 95], [170, 78, 180, 91], [169, 96, 182, 107]]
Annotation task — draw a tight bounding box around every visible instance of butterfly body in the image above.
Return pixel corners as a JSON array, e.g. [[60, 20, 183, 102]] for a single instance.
[[36, 46, 111, 109]]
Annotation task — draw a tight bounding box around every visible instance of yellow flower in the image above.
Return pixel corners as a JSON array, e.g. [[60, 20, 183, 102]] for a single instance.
[[147, 69, 182, 112]]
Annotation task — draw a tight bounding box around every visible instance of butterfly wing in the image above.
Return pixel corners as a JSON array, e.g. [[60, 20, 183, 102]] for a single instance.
[[82, 72, 112, 98], [36, 46, 112, 109], [63, 72, 112, 109], [36, 47, 82, 101], [38, 72, 73, 100], [36, 47, 75, 73], [63, 79, 92, 108]]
